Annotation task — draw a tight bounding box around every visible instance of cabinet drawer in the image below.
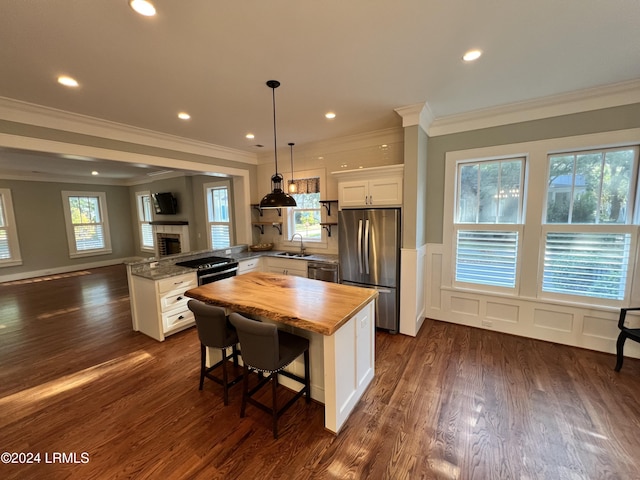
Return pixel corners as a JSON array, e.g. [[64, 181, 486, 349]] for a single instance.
[[162, 308, 194, 333], [157, 273, 197, 294], [238, 258, 261, 274], [160, 289, 190, 311]]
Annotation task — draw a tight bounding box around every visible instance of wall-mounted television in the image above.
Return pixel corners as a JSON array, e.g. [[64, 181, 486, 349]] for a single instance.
[[152, 192, 178, 215]]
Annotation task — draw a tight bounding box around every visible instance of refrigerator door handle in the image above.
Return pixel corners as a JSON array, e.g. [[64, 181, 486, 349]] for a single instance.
[[364, 219, 370, 274], [357, 219, 363, 274]]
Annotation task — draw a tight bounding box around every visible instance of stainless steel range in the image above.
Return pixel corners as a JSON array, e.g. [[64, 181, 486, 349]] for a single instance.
[[175, 256, 238, 285]]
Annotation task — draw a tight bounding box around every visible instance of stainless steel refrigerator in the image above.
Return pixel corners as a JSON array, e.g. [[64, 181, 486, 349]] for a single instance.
[[338, 208, 400, 333]]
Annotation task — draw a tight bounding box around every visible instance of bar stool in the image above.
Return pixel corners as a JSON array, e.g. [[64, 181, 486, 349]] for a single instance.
[[187, 300, 242, 405], [229, 312, 310, 439]]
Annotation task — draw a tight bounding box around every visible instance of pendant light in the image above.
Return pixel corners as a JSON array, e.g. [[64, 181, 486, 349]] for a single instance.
[[288, 142, 297, 194], [259, 80, 297, 209]]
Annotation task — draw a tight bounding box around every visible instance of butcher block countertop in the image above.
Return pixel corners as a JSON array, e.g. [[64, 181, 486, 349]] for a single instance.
[[184, 272, 378, 336]]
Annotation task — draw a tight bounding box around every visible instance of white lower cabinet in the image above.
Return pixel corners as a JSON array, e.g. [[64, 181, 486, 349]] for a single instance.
[[265, 257, 308, 277], [237, 257, 262, 275], [130, 271, 197, 341]]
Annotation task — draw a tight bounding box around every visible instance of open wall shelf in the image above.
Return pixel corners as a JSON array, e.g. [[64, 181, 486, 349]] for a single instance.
[[253, 222, 282, 235], [319, 200, 338, 217], [251, 204, 281, 217]]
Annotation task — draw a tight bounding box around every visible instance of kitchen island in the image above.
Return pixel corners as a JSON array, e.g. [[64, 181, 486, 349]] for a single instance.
[[185, 271, 378, 434]]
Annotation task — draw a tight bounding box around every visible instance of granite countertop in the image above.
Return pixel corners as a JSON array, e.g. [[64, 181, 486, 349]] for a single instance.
[[236, 250, 338, 264], [127, 246, 338, 281], [185, 271, 376, 336]]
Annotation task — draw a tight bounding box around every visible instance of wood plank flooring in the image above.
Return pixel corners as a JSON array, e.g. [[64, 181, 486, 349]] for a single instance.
[[1, 264, 639, 479]]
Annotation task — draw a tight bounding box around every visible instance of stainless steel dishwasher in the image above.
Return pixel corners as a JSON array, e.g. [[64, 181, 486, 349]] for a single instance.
[[307, 262, 338, 283]]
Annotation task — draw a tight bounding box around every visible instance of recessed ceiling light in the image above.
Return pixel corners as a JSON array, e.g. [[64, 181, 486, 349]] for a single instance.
[[57, 75, 79, 88], [177, 112, 191, 120], [325, 112, 336, 119], [91, 171, 99, 176], [245, 133, 255, 139], [462, 49, 482, 62], [129, 0, 156, 16]]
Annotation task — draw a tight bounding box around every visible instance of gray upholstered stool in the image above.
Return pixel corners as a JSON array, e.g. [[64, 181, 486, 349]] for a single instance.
[[229, 312, 310, 439], [187, 300, 242, 405]]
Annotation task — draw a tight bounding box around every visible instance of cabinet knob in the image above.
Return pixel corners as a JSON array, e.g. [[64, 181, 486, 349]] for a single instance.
[[178, 315, 184, 320], [177, 296, 183, 300]]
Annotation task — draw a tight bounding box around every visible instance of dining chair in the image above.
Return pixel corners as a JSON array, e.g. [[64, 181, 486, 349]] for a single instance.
[[615, 306, 640, 371], [187, 300, 242, 405], [229, 312, 310, 439]]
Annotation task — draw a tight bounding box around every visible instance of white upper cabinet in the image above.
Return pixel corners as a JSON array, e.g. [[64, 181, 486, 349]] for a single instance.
[[332, 164, 404, 209]]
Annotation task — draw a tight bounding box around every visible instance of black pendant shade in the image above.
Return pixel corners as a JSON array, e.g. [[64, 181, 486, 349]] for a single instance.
[[259, 80, 297, 209]]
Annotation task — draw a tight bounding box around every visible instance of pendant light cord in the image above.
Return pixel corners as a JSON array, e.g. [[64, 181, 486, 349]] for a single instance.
[[272, 85, 278, 175], [289, 142, 294, 179]]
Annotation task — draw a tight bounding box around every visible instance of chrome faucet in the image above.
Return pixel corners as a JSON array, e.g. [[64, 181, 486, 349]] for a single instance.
[[290, 233, 305, 255]]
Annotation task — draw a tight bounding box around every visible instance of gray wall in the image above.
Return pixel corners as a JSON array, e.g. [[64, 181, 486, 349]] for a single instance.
[[426, 103, 640, 244], [403, 125, 428, 250], [128, 175, 197, 257], [0, 179, 135, 275]]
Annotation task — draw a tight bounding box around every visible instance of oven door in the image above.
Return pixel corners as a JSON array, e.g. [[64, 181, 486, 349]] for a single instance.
[[198, 263, 238, 285]]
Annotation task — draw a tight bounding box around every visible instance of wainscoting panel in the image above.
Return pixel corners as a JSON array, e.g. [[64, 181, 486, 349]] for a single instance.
[[532, 308, 574, 333], [486, 301, 519, 324], [399, 245, 427, 336], [423, 243, 640, 360]]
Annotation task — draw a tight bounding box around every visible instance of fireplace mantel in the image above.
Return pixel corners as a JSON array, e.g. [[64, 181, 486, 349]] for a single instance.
[[150, 221, 188, 225]]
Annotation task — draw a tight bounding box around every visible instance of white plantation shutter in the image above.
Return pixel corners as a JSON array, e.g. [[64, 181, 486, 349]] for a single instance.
[[543, 232, 631, 300], [456, 231, 518, 288]]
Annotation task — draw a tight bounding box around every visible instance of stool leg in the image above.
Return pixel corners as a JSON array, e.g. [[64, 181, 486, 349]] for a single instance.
[[615, 332, 627, 372], [199, 343, 206, 390], [272, 373, 279, 439], [221, 348, 229, 405], [232, 344, 239, 367]]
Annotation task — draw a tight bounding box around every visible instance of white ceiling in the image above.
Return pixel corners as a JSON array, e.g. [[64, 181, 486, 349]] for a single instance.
[[1, 0, 639, 181]]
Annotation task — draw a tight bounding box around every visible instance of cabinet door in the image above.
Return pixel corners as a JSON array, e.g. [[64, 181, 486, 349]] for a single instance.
[[266, 257, 308, 277], [338, 180, 368, 208], [368, 176, 403, 206]]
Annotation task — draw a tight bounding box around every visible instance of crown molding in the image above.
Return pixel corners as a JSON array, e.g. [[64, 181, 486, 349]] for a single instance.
[[0, 168, 189, 187], [394, 102, 435, 133], [427, 79, 640, 137], [0, 96, 258, 165], [256, 127, 404, 165]]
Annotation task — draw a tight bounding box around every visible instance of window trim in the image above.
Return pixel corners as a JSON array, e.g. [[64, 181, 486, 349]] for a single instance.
[[282, 168, 328, 248], [136, 191, 154, 253], [203, 181, 233, 250], [61, 191, 112, 258], [443, 128, 640, 308], [452, 156, 525, 294], [0, 188, 22, 267], [538, 145, 639, 303]]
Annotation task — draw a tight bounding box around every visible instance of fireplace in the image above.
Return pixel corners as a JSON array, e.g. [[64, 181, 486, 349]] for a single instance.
[[151, 222, 190, 258]]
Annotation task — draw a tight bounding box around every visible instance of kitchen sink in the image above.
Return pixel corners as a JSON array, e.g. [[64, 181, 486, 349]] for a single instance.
[[276, 252, 311, 258]]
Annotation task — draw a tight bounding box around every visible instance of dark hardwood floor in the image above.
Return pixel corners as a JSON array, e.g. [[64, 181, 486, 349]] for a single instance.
[[1, 264, 639, 479]]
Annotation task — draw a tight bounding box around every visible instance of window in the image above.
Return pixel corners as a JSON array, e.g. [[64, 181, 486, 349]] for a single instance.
[[287, 177, 322, 242], [0, 188, 22, 266], [136, 191, 154, 252], [542, 147, 638, 300], [205, 183, 232, 249], [62, 191, 112, 257], [454, 158, 524, 289]]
